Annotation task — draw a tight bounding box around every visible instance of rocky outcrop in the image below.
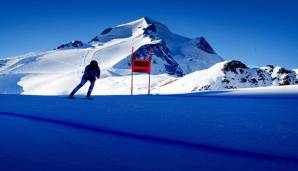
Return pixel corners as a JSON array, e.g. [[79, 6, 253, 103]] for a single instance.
[[0, 59, 7, 68], [196, 37, 216, 54], [271, 67, 297, 86], [134, 41, 184, 76], [57, 40, 89, 49], [100, 27, 113, 35], [200, 61, 297, 91], [219, 61, 272, 89], [222, 60, 248, 73]]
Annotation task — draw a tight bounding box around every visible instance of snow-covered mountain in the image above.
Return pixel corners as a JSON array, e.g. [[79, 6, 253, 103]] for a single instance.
[[86, 16, 223, 75], [155, 61, 298, 94], [0, 17, 223, 95], [0, 17, 297, 95]]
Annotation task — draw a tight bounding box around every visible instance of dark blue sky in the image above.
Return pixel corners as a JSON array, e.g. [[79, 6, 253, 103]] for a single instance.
[[1, 0, 297, 68]]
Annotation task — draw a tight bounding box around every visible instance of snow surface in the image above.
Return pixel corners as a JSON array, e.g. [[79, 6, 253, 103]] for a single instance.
[[212, 85, 298, 96], [0, 87, 298, 171], [155, 61, 225, 94], [293, 69, 298, 79]]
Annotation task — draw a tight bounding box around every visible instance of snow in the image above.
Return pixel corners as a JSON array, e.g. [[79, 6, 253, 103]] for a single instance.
[[212, 85, 298, 96], [0, 88, 298, 170], [175, 38, 223, 74], [0, 17, 227, 95], [293, 69, 298, 78], [155, 61, 225, 94], [155, 61, 298, 94]]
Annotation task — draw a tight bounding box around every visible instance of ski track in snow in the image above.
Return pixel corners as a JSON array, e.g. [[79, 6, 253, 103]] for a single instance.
[[0, 110, 298, 164]]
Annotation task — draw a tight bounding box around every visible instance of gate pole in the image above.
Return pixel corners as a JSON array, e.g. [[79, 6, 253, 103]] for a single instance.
[[148, 47, 153, 95], [131, 47, 134, 95], [148, 71, 151, 95]]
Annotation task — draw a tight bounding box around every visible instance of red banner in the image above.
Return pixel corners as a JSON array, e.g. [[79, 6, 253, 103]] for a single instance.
[[131, 47, 152, 73], [131, 46, 153, 95]]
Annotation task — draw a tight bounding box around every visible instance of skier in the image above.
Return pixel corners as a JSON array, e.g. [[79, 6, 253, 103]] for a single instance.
[[69, 60, 100, 99]]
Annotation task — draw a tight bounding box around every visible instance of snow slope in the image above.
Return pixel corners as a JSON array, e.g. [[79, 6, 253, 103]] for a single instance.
[[155, 61, 298, 94], [0, 87, 298, 171]]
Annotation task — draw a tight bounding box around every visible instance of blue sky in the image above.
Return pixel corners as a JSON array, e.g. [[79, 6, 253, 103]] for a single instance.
[[0, 0, 297, 68]]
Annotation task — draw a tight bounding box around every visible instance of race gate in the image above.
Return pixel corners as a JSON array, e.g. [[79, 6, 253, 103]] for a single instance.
[[131, 46, 153, 95]]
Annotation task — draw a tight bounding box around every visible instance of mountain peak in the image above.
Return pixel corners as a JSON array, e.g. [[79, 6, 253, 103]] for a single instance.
[[89, 17, 170, 44], [143, 16, 154, 24], [126, 16, 155, 25]]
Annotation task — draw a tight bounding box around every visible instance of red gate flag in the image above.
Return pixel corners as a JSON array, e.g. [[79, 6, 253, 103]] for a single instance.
[[131, 46, 153, 95], [131, 47, 152, 73]]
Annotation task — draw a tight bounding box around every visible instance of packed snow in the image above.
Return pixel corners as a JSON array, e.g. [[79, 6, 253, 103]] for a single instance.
[[0, 87, 298, 171]]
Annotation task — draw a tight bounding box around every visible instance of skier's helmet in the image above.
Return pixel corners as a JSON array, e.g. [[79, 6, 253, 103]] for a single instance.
[[90, 60, 98, 66]]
